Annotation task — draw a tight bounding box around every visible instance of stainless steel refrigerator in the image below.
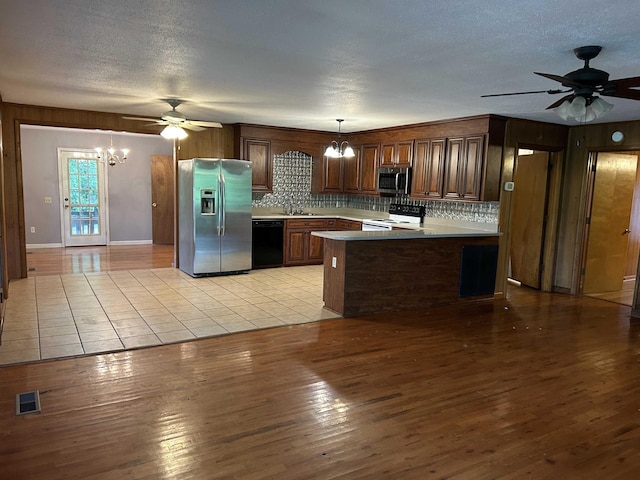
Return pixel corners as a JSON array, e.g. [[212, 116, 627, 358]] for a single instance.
[[178, 158, 252, 277]]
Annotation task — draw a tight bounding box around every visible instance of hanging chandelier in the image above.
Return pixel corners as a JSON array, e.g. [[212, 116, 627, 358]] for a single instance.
[[95, 132, 129, 166], [324, 119, 355, 158], [553, 95, 613, 122]]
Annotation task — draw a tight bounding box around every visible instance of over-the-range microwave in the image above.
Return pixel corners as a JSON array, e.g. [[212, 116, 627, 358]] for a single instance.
[[377, 167, 411, 195]]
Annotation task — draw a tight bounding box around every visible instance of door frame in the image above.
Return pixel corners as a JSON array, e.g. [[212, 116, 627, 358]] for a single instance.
[[57, 148, 110, 247]]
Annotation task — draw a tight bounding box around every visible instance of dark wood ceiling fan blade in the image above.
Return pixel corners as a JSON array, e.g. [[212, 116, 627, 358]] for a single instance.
[[534, 72, 584, 88], [545, 94, 575, 110], [609, 76, 640, 88], [481, 89, 559, 98], [601, 88, 640, 100]]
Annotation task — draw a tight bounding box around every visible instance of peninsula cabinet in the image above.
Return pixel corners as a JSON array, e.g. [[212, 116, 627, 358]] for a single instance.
[[443, 135, 485, 201], [412, 138, 446, 198], [380, 141, 414, 168], [345, 144, 379, 194], [243, 138, 272, 193]]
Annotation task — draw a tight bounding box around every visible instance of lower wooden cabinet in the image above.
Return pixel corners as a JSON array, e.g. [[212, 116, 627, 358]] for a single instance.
[[337, 219, 362, 230], [285, 219, 331, 266], [284, 218, 351, 266]]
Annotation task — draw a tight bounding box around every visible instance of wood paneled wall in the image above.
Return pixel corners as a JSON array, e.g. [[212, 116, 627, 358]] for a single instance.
[[176, 126, 235, 160], [0, 103, 167, 283]]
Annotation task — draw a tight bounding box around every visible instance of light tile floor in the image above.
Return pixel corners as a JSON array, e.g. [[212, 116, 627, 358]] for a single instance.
[[0, 265, 340, 366]]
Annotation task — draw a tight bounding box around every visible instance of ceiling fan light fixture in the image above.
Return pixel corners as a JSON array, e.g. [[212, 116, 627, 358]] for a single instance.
[[161, 124, 188, 140], [589, 96, 613, 117]]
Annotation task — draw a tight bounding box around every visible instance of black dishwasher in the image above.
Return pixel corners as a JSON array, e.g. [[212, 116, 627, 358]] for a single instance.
[[252, 220, 284, 268]]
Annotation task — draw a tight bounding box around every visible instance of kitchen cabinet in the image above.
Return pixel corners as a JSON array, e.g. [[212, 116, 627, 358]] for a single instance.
[[318, 146, 344, 193], [380, 141, 414, 168], [243, 139, 272, 193], [412, 138, 446, 199], [285, 218, 332, 266], [443, 135, 485, 200], [345, 144, 379, 194], [337, 219, 362, 230]]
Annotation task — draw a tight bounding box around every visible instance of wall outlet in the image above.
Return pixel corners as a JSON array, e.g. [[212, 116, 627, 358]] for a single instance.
[[44, 196, 52, 204], [332, 256, 337, 268], [30, 226, 36, 233]]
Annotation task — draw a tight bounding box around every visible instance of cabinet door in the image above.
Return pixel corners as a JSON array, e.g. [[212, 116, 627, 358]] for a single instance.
[[344, 149, 361, 193], [380, 144, 395, 167], [360, 144, 379, 193], [412, 139, 445, 198], [322, 149, 344, 192], [460, 135, 484, 200], [244, 139, 272, 193], [308, 233, 324, 263], [395, 141, 414, 167], [444, 137, 464, 199], [285, 230, 307, 265]]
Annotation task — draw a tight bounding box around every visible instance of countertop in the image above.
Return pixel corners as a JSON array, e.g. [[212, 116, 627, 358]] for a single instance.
[[252, 208, 500, 240]]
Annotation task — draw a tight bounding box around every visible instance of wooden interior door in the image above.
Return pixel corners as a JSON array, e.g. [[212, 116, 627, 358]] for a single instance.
[[583, 152, 637, 293], [509, 151, 550, 289], [151, 155, 174, 245]]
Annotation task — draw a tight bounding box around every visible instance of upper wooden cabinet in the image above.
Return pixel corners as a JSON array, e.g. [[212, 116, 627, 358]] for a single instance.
[[412, 138, 446, 199], [443, 135, 485, 201], [380, 141, 414, 168], [319, 145, 344, 193], [344, 144, 379, 194], [242, 138, 272, 193]]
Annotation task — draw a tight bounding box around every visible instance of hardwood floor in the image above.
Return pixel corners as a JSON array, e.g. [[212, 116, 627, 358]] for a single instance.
[[1, 282, 639, 479], [584, 278, 636, 306], [26, 244, 175, 276]]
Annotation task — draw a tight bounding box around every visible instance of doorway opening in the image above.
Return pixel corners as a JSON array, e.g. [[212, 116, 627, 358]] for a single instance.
[[58, 148, 109, 247], [581, 150, 640, 306]]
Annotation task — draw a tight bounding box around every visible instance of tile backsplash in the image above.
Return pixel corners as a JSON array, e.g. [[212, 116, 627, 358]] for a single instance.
[[252, 151, 499, 223]]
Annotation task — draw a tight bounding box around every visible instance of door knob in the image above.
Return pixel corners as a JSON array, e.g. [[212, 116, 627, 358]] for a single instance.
[[623, 229, 631, 235], [152, 202, 157, 207]]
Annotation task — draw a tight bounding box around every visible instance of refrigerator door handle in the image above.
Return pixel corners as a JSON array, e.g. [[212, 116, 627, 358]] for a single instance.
[[219, 172, 226, 236]]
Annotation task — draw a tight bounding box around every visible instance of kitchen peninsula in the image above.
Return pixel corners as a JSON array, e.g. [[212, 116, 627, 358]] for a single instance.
[[312, 227, 500, 317]]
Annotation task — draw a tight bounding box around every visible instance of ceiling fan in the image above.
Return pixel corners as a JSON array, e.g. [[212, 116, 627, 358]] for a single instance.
[[123, 99, 222, 139], [482, 46, 640, 120]]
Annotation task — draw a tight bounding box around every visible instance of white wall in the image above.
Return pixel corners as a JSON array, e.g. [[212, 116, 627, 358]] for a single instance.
[[21, 125, 173, 246]]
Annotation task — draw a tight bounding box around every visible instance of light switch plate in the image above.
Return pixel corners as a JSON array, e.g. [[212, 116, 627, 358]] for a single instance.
[[504, 181, 515, 191], [332, 256, 337, 268]]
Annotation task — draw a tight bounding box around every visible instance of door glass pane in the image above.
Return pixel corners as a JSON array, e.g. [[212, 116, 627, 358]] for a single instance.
[[67, 158, 101, 237]]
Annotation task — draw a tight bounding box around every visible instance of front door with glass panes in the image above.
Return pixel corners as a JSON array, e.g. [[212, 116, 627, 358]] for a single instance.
[[58, 148, 108, 246]]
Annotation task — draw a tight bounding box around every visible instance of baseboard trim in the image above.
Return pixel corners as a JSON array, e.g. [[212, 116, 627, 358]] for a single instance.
[[109, 240, 153, 245], [26, 243, 63, 249]]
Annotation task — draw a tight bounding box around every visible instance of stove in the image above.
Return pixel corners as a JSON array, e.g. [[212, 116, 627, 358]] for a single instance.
[[362, 204, 425, 231]]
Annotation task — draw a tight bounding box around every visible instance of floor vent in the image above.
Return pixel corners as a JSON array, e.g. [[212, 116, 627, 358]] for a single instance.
[[16, 391, 41, 415], [28, 267, 36, 272]]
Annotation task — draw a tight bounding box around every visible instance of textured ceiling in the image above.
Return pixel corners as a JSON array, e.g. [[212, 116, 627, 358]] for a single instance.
[[1, 0, 640, 133]]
